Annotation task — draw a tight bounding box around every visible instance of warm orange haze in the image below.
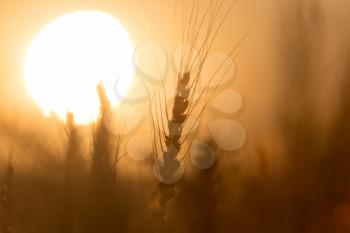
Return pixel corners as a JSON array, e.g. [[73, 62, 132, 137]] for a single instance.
[[1, 0, 350, 233]]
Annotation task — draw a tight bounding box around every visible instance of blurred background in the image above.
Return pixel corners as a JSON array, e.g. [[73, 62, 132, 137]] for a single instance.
[[1, 0, 350, 232]]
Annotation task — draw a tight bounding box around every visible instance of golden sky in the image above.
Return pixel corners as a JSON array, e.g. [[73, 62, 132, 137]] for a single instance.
[[0, 0, 256, 118], [2, 0, 349, 133]]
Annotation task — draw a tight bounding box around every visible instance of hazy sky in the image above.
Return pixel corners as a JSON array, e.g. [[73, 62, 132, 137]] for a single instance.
[[1, 0, 349, 131], [0, 0, 256, 117]]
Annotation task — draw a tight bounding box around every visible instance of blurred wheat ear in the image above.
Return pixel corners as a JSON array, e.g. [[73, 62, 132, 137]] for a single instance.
[[60, 112, 86, 233], [84, 82, 122, 233], [0, 156, 14, 233]]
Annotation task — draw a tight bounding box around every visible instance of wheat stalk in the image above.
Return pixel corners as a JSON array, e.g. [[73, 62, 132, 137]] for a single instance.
[[0, 155, 14, 233], [84, 83, 117, 233], [147, 1, 244, 229], [60, 112, 86, 233]]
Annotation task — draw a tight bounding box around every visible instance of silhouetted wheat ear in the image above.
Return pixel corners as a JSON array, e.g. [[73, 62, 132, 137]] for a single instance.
[[155, 73, 190, 221], [165, 72, 191, 151], [150, 1, 242, 230], [156, 72, 191, 187]]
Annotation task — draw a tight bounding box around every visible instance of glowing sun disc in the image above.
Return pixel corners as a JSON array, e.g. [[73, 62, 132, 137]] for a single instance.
[[23, 11, 134, 124]]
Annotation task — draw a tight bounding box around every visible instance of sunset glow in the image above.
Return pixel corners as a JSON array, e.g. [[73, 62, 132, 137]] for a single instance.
[[23, 11, 134, 123]]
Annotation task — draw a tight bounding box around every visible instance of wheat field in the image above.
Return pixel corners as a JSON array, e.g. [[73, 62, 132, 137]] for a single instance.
[[1, 0, 350, 233]]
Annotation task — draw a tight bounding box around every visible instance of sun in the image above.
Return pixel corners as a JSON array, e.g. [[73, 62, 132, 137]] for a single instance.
[[23, 10, 134, 124]]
